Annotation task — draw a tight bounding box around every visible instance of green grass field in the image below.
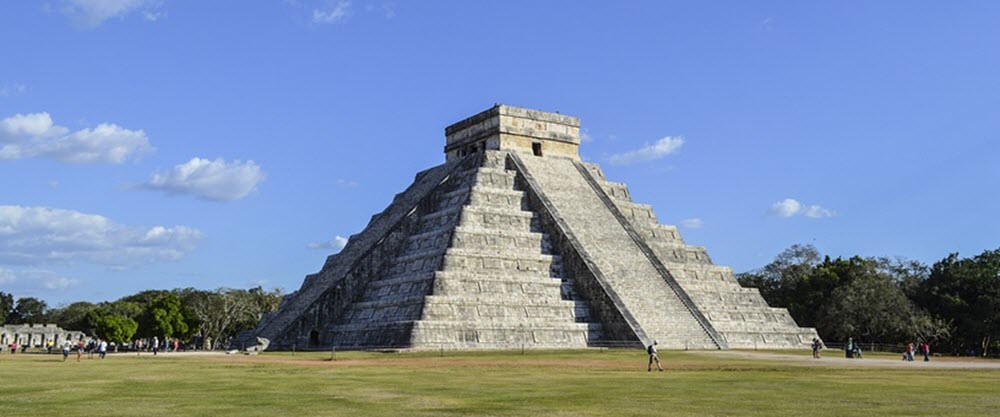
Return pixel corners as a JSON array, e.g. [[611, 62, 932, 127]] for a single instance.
[[1, 349, 997, 416]]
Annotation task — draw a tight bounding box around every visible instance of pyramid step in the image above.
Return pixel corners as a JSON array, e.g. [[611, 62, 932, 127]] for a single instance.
[[465, 186, 527, 210], [419, 305, 593, 325], [366, 271, 436, 289], [419, 206, 463, 231], [326, 320, 416, 348], [328, 320, 602, 349], [648, 242, 711, 264], [470, 167, 517, 189], [441, 248, 559, 275], [401, 227, 454, 254], [664, 264, 736, 281], [331, 319, 600, 335], [612, 201, 658, 224], [413, 321, 601, 349], [457, 205, 537, 231], [722, 331, 810, 349], [424, 294, 573, 307], [361, 274, 435, 302], [450, 226, 548, 252], [599, 181, 631, 201], [634, 223, 682, 243], [384, 249, 444, 277], [434, 274, 563, 297]]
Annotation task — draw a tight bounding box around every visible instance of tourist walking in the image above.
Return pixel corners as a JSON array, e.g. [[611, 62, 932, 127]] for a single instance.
[[852, 339, 863, 359], [845, 338, 854, 359], [98, 340, 108, 359], [76, 338, 85, 362], [811, 338, 824, 359], [152, 336, 159, 356], [921, 342, 931, 362], [61, 341, 71, 362], [46, 340, 54, 354], [9, 342, 17, 354], [647, 340, 664, 372]]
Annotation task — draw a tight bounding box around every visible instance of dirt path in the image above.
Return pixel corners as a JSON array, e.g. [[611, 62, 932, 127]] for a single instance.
[[96, 350, 1000, 371], [704, 350, 1000, 369]]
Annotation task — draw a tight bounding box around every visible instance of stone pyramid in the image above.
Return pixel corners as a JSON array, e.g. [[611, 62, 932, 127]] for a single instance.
[[246, 105, 818, 350]]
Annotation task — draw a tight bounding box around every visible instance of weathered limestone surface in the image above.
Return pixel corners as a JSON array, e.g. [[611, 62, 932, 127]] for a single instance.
[[513, 154, 720, 349], [582, 163, 818, 348], [244, 104, 816, 350]]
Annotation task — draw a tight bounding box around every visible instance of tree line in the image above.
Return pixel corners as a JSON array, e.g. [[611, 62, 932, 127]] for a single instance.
[[0, 287, 282, 350], [737, 245, 1000, 356]]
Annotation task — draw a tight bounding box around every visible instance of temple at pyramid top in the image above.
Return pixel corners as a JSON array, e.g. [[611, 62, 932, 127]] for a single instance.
[[444, 105, 581, 161]]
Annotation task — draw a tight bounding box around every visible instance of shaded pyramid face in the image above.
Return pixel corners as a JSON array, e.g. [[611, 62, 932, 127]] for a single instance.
[[248, 105, 817, 350]]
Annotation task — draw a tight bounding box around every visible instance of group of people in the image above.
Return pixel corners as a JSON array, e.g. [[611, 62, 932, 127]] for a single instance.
[[903, 341, 931, 362], [845, 337, 864, 359], [136, 336, 183, 355], [809, 337, 932, 362], [3, 342, 27, 354], [58, 338, 109, 362]]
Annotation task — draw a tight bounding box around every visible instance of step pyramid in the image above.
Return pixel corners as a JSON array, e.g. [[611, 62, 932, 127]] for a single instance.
[[245, 105, 818, 350]]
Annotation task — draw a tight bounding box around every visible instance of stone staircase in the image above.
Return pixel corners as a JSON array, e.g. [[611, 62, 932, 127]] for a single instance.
[[582, 162, 818, 348], [514, 154, 720, 349], [327, 152, 601, 349]]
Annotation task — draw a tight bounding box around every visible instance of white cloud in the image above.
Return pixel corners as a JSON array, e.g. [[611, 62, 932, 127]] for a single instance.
[[141, 157, 266, 201], [313, 1, 351, 23], [803, 205, 835, 219], [768, 198, 835, 219], [1, 112, 55, 137], [62, 0, 161, 28], [679, 218, 704, 229], [768, 198, 802, 218], [607, 136, 684, 166], [0, 205, 203, 267], [0, 112, 153, 163], [580, 128, 594, 143], [307, 235, 349, 252]]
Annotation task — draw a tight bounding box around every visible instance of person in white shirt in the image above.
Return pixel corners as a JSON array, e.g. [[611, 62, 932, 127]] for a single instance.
[[98, 340, 108, 359], [647, 340, 664, 372]]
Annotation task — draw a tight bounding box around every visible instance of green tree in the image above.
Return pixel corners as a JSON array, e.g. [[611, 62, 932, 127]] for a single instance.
[[180, 287, 282, 350], [0, 291, 13, 325], [9, 297, 48, 324], [139, 294, 194, 340], [739, 245, 942, 344], [48, 301, 98, 333], [94, 314, 138, 351], [916, 248, 1000, 356]]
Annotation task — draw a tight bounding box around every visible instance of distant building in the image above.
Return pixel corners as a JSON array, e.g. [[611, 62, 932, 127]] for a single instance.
[[1, 324, 88, 348]]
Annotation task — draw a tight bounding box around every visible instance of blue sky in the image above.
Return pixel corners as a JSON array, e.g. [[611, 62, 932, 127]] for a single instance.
[[1, 1, 998, 306]]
